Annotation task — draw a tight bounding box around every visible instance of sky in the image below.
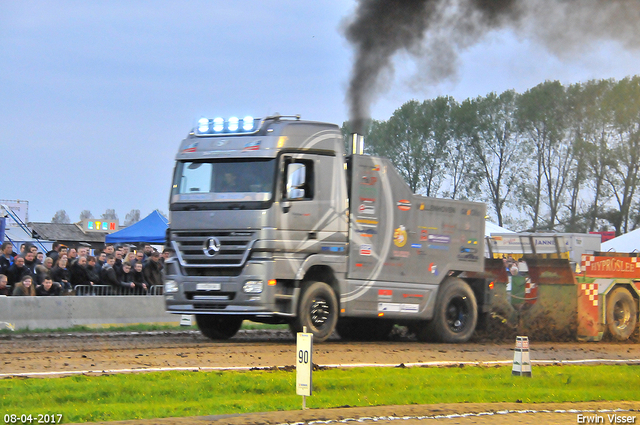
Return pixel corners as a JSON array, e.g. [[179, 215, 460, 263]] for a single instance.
[[2, 1, 640, 224]]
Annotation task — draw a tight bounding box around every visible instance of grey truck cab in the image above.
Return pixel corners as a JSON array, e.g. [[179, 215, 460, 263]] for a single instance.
[[165, 115, 490, 342]]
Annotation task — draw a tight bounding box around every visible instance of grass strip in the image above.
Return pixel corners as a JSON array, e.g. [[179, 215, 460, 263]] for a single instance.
[[1, 365, 638, 423]]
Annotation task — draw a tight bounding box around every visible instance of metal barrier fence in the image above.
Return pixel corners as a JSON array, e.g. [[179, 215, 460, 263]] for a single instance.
[[74, 285, 163, 296]]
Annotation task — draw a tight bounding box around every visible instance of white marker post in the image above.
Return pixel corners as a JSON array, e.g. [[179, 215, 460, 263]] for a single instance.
[[296, 326, 313, 409]]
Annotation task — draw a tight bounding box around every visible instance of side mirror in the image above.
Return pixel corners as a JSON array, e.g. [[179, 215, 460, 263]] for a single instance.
[[286, 163, 306, 200]]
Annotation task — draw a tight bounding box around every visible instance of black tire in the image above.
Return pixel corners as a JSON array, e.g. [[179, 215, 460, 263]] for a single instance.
[[606, 288, 637, 341], [337, 318, 394, 341], [417, 278, 478, 343], [291, 281, 338, 342], [195, 315, 243, 340]]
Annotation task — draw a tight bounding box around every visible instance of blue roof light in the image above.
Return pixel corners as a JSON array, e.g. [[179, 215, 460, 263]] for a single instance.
[[228, 116, 239, 132], [213, 117, 224, 132], [243, 116, 254, 131], [197, 117, 209, 133]]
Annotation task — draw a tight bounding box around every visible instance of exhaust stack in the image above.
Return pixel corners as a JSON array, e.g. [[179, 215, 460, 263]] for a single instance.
[[350, 133, 364, 156]]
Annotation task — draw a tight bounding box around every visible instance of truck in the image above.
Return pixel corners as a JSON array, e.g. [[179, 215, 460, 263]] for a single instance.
[[485, 239, 639, 342], [164, 115, 491, 342], [578, 251, 639, 341]]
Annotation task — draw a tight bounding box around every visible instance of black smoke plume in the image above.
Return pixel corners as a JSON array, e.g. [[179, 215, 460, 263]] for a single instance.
[[345, 0, 640, 134]]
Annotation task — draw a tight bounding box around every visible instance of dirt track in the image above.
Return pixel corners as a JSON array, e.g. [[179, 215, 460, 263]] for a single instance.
[[2, 329, 640, 376], [2, 330, 639, 424]]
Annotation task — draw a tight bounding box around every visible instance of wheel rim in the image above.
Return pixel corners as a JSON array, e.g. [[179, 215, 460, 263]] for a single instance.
[[310, 298, 330, 329], [445, 296, 469, 333], [613, 300, 631, 330]]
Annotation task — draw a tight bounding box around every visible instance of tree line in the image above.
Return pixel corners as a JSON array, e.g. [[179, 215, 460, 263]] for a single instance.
[[342, 76, 640, 236], [51, 209, 145, 226]]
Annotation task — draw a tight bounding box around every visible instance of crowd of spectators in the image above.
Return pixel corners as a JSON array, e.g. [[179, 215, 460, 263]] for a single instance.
[[0, 241, 171, 297]]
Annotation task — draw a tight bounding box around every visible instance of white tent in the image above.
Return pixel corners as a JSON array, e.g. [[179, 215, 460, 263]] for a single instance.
[[485, 221, 514, 237], [601, 228, 640, 253]]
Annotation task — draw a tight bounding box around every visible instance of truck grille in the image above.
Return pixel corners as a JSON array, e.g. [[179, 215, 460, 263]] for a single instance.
[[172, 231, 256, 271]]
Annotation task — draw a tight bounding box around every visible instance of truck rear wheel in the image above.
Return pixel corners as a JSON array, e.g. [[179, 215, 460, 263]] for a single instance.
[[606, 288, 637, 341], [417, 278, 477, 343], [195, 315, 243, 340], [291, 281, 338, 342]]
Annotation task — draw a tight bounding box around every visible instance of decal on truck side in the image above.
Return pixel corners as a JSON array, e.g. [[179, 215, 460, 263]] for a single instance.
[[393, 225, 408, 247]]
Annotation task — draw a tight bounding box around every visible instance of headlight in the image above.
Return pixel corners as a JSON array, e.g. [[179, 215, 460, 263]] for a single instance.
[[165, 280, 179, 293], [242, 280, 263, 294]]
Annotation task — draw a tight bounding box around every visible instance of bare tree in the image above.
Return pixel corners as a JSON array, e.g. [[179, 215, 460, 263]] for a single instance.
[[51, 210, 70, 224], [100, 209, 119, 221], [124, 209, 141, 226], [462, 91, 524, 227], [79, 210, 93, 221]]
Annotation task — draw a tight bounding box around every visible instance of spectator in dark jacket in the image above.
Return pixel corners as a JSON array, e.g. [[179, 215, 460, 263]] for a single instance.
[[23, 251, 38, 275], [143, 252, 163, 289], [120, 262, 136, 294], [51, 256, 71, 292], [86, 256, 100, 285], [100, 255, 134, 293], [6, 256, 32, 286], [46, 242, 61, 263], [131, 262, 148, 294], [95, 252, 106, 278], [36, 276, 61, 296], [69, 256, 92, 289], [0, 242, 14, 275]]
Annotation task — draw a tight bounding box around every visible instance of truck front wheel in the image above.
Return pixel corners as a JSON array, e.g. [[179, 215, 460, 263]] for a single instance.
[[606, 288, 637, 341], [195, 315, 243, 340], [417, 278, 478, 343], [291, 281, 338, 342]]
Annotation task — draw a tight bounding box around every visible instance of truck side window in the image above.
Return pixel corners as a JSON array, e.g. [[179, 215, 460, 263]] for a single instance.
[[284, 159, 314, 200]]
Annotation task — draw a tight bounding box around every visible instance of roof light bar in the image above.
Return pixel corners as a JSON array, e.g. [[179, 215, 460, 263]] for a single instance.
[[195, 116, 258, 135]]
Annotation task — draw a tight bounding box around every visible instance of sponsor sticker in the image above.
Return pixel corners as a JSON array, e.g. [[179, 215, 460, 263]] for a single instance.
[[411, 243, 422, 249], [393, 225, 408, 247], [243, 140, 261, 151], [393, 250, 410, 258], [422, 204, 456, 214], [182, 141, 198, 153], [428, 263, 439, 276], [358, 203, 376, 215], [378, 289, 393, 302], [458, 253, 479, 262], [377, 303, 419, 313], [360, 175, 377, 185], [360, 244, 372, 256], [428, 244, 449, 251], [420, 229, 428, 241], [462, 208, 482, 217], [397, 199, 411, 211], [356, 219, 379, 225], [321, 246, 345, 252], [428, 234, 450, 244]]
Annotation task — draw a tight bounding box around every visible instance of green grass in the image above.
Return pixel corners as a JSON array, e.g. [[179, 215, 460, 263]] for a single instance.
[[1, 365, 638, 423]]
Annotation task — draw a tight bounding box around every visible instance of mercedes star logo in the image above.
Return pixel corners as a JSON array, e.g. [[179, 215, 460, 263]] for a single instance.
[[203, 237, 221, 257]]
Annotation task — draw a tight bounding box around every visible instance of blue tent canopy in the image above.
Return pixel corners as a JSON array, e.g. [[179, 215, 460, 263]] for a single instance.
[[105, 210, 168, 244]]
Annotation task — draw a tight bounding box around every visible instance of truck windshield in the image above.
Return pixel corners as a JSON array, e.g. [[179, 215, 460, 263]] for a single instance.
[[171, 159, 276, 205]]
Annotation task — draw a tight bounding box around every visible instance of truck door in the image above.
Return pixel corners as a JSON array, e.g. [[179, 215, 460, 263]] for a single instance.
[[278, 154, 348, 255]]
